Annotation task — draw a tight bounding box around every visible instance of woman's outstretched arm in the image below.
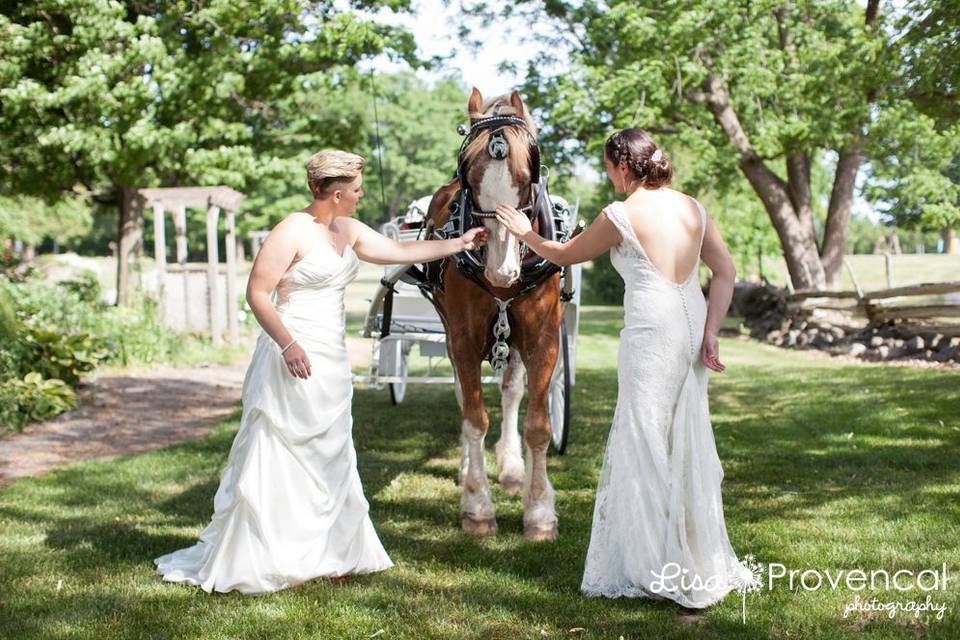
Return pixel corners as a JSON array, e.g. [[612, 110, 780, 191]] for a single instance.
[[494, 204, 620, 266], [341, 219, 487, 265]]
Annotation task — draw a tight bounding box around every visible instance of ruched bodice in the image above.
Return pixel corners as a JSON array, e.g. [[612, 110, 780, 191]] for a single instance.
[[276, 243, 358, 306], [277, 243, 358, 328], [269, 243, 359, 367], [581, 199, 756, 608], [155, 241, 392, 594]]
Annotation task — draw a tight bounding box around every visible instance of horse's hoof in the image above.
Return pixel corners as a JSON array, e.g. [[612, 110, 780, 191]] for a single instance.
[[462, 516, 498, 536], [523, 522, 558, 541], [499, 475, 523, 495]]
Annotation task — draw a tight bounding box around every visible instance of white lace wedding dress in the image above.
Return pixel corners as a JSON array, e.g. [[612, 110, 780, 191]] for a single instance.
[[155, 243, 393, 594], [580, 201, 755, 609]]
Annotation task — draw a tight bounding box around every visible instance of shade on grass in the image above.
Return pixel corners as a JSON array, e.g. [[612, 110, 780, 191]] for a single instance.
[[1, 308, 958, 639]]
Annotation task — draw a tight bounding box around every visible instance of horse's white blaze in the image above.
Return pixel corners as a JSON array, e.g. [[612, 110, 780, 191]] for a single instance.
[[477, 160, 522, 287], [460, 419, 495, 521], [523, 442, 557, 531], [495, 351, 525, 488]]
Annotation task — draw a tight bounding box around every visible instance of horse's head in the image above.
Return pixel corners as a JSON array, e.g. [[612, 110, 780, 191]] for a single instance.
[[460, 88, 539, 288]]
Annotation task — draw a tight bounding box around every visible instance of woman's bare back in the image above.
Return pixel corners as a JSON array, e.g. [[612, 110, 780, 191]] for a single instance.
[[620, 188, 704, 286]]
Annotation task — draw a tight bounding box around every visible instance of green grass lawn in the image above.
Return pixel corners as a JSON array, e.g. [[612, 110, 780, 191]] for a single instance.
[[762, 253, 960, 292], [1, 308, 959, 639]]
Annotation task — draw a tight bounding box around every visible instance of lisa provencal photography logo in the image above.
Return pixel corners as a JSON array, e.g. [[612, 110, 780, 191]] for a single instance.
[[649, 555, 764, 623], [649, 558, 951, 624]]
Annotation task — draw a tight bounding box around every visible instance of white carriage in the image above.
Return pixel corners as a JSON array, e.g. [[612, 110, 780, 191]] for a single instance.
[[356, 195, 583, 454]]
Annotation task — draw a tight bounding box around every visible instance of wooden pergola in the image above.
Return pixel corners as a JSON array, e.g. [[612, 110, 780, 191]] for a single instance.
[[137, 186, 244, 346]]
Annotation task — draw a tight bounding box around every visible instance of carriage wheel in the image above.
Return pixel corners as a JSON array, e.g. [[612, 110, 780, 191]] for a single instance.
[[389, 341, 409, 405], [548, 319, 572, 455]]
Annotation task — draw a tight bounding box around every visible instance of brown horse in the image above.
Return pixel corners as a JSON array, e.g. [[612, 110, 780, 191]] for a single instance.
[[426, 88, 561, 541]]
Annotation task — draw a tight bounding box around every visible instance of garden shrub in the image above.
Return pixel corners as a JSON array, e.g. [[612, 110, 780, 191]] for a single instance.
[[22, 325, 107, 386], [0, 373, 76, 433]]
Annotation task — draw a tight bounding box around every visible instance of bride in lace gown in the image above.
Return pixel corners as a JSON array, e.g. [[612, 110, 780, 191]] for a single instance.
[[154, 150, 486, 594], [496, 128, 756, 608]]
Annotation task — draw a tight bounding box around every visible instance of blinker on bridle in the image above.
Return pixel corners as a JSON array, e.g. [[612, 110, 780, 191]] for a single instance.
[[456, 115, 541, 220]]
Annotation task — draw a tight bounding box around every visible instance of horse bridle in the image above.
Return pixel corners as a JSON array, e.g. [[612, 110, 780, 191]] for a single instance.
[[455, 114, 541, 221]]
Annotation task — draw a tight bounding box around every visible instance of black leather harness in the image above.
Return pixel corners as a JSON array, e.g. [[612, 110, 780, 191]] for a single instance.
[[388, 113, 581, 373], [432, 176, 572, 297], [431, 113, 571, 295]]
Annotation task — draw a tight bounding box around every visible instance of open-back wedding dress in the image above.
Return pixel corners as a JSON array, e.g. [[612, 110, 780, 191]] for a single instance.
[[580, 200, 756, 609]]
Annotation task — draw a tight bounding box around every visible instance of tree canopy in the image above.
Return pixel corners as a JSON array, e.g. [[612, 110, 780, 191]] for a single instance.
[[0, 0, 418, 300], [484, 0, 959, 289]]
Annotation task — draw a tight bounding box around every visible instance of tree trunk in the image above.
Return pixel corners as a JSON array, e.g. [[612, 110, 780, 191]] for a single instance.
[[786, 153, 820, 251], [739, 157, 825, 289], [821, 148, 864, 288], [699, 70, 826, 289], [116, 187, 144, 306]]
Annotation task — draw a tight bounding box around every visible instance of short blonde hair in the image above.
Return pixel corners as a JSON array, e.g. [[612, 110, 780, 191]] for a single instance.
[[306, 150, 365, 198]]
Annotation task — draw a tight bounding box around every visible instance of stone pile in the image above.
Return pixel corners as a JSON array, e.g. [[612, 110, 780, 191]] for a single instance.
[[731, 282, 960, 365]]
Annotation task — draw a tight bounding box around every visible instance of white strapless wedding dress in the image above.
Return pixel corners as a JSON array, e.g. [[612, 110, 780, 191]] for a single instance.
[[155, 243, 393, 594], [580, 201, 756, 608]]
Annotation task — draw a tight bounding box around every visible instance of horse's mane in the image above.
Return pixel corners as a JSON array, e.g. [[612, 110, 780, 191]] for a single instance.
[[462, 95, 539, 183]]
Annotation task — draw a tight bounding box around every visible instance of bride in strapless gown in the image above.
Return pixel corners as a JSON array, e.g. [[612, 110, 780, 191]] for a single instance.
[[154, 244, 389, 594], [155, 150, 485, 594]]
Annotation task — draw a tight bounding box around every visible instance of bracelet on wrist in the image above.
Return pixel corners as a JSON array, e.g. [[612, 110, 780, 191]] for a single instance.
[[280, 339, 297, 354]]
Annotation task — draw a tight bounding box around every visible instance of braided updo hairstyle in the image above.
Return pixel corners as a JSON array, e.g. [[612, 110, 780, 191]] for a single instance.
[[604, 128, 672, 190]]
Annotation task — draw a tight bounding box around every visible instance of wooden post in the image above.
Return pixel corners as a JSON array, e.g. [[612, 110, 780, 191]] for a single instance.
[[206, 204, 223, 346], [843, 257, 863, 299], [225, 209, 239, 344], [173, 205, 189, 330], [152, 203, 167, 320], [944, 227, 958, 254], [173, 205, 188, 264]]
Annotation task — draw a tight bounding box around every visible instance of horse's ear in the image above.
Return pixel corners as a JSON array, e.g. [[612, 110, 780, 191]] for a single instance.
[[509, 90, 525, 116], [468, 87, 483, 120]]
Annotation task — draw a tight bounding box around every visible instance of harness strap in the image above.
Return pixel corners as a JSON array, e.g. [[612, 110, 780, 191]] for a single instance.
[[489, 297, 513, 375], [470, 202, 533, 218]]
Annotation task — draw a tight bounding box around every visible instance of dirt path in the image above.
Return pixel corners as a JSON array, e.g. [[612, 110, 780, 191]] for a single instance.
[[0, 364, 249, 486], [0, 258, 385, 487], [0, 334, 374, 487]]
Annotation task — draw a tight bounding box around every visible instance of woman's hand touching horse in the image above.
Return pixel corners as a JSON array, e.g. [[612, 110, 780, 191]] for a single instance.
[[496, 203, 619, 268], [494, 204, 533, 238], [460, 227, 488, 251]]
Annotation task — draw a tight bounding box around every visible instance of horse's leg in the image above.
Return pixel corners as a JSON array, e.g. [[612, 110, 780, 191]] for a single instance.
[[454, 353, 497, 535], [520, 335, 559, 541], [453, 368, 464, 413], [495, 348, 525, 494], [445, 333, 465, 413]]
